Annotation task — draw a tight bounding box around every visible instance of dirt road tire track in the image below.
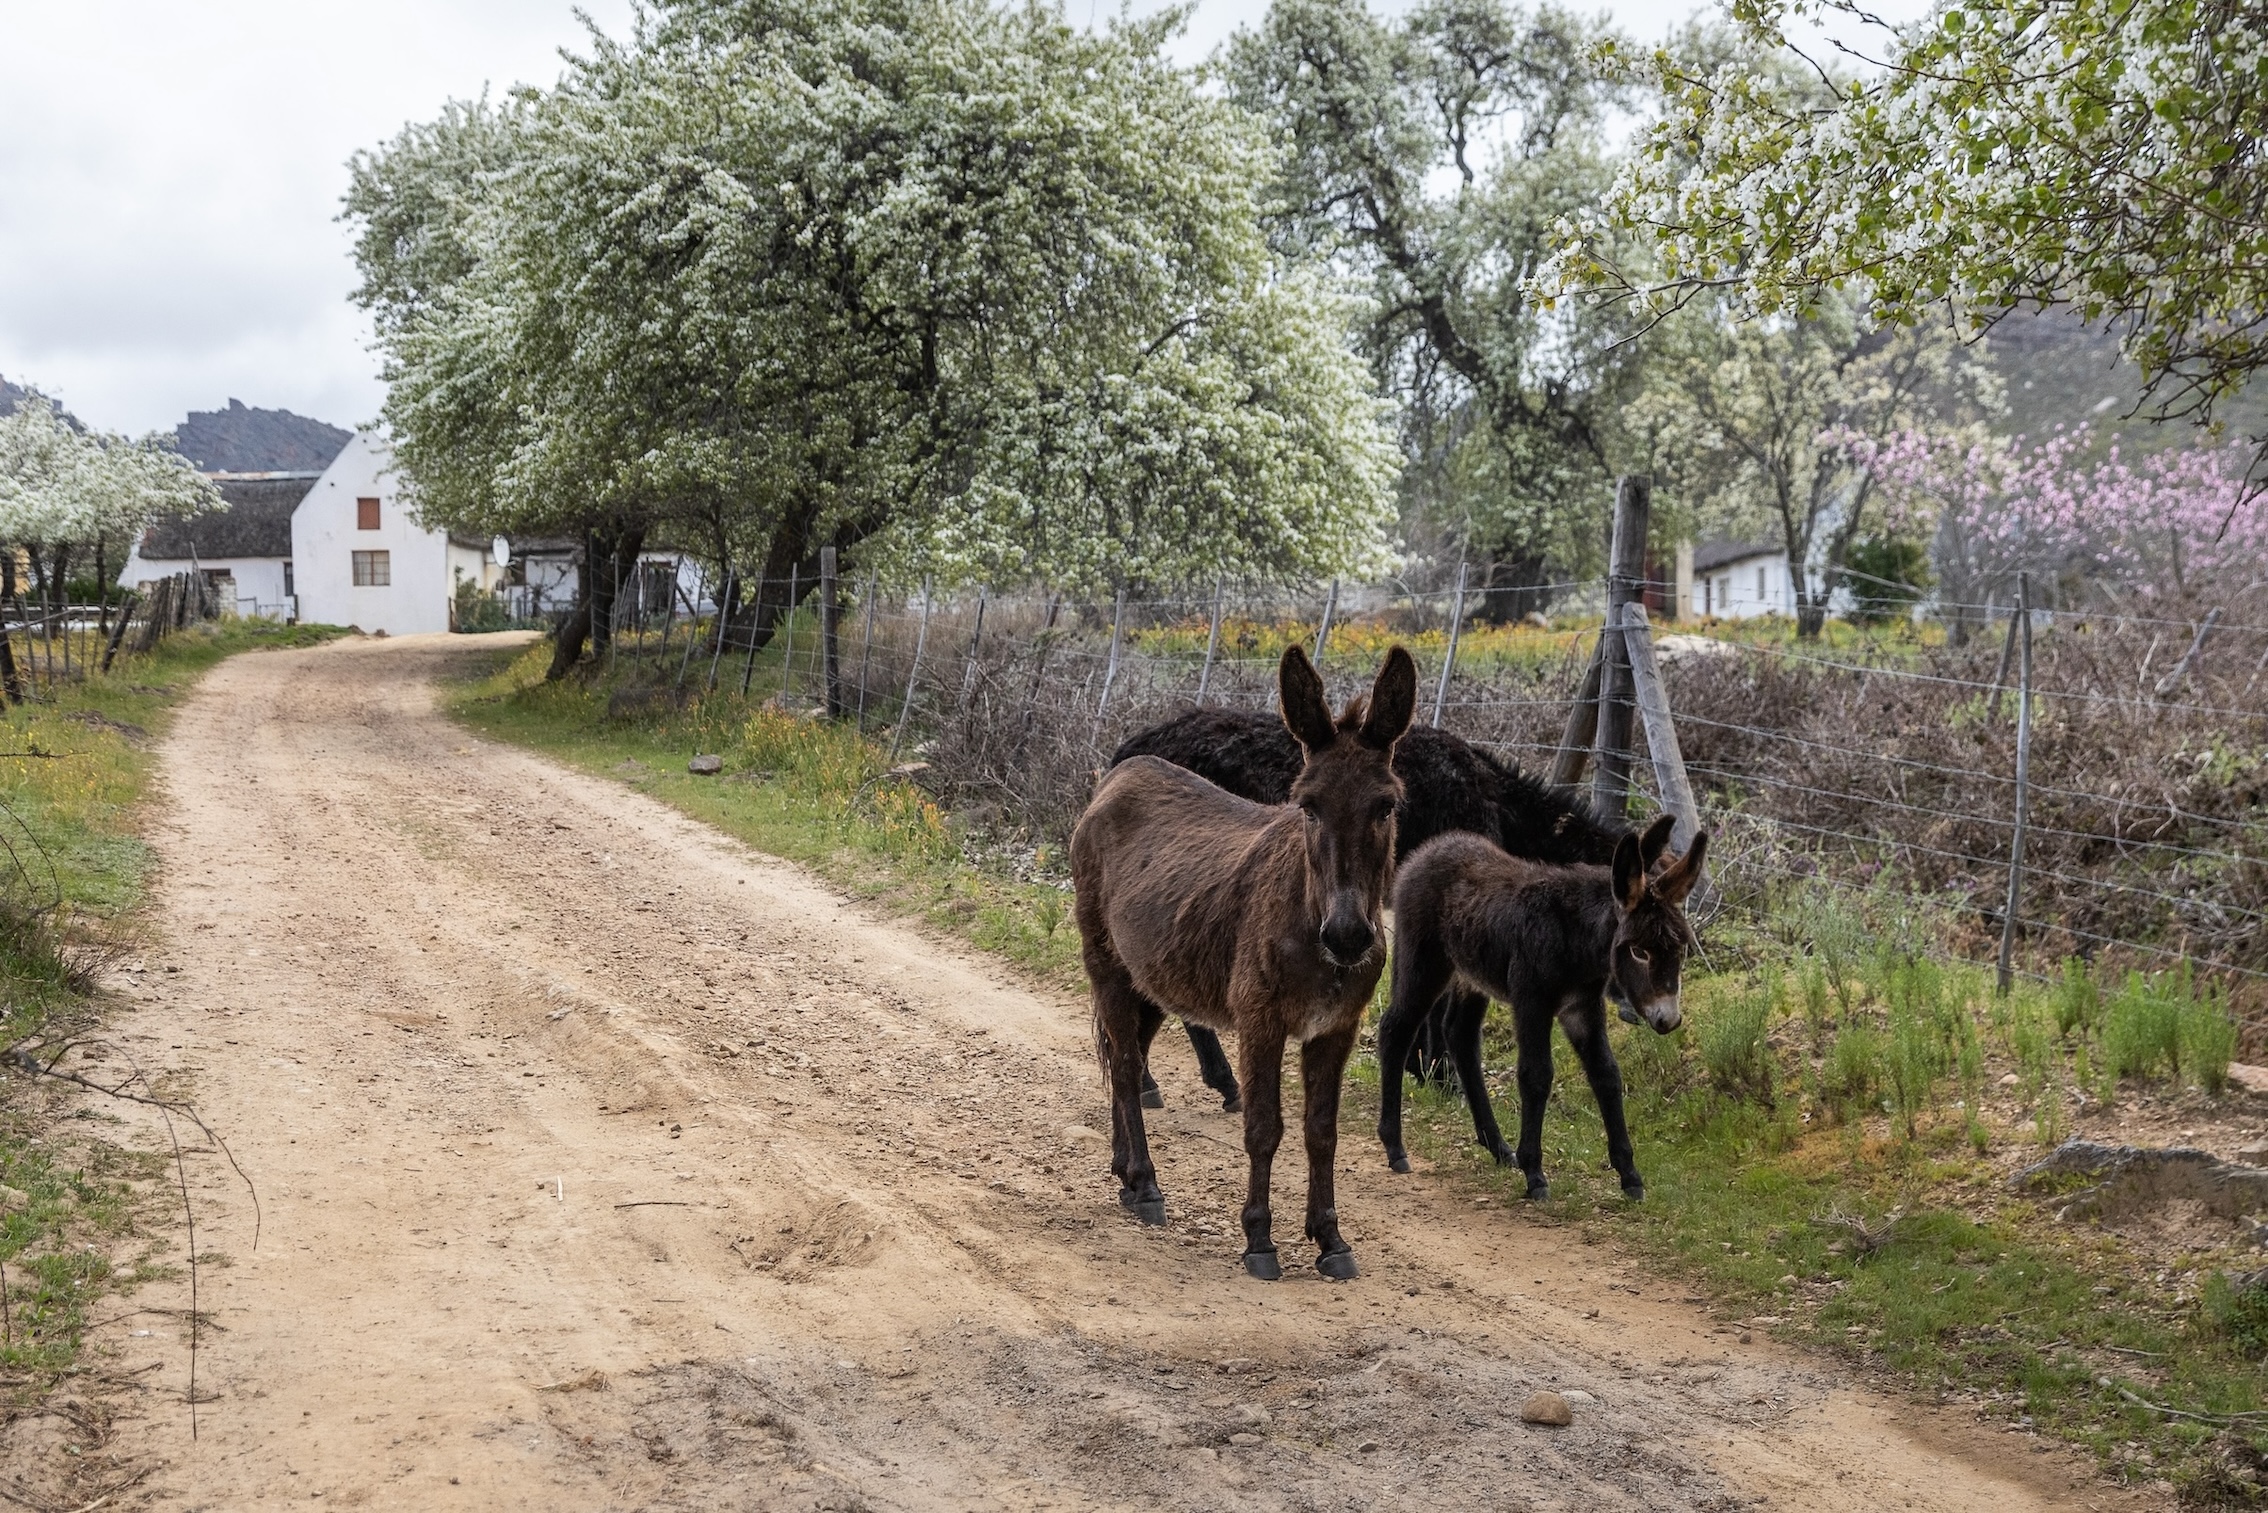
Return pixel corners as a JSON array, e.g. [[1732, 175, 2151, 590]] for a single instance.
[[78, 636, 2151, 1509]]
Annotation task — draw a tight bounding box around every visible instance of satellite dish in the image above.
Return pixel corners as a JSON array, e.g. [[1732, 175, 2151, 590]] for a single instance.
[[492, 535, 511, 566]]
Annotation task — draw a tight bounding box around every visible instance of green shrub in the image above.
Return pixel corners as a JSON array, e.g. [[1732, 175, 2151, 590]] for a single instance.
[[1699, 974, 1777, 1105], [2178, 974, 2238, 1094], [1619, 1017, 1690, 1098], [1820, 1022, 1883, 1122], [2053, 957, 2100, 1038], [2104, 970, 2184, 1082], [1881, 953, 1956, 1137], [2203, 1271, 2268, 1360]]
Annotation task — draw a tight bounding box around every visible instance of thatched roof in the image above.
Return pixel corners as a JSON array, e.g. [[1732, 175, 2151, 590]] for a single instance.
[[139, 476, 315, 561]]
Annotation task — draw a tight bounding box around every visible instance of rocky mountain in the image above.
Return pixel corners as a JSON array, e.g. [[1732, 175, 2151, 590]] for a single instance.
[[171, 399, 350, 474]]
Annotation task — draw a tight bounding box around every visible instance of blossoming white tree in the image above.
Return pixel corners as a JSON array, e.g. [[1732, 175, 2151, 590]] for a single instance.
[[0, 393, 222, 612]]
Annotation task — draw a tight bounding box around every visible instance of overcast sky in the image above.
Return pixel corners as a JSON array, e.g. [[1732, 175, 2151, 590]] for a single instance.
[[2, 0, 1727, 438]]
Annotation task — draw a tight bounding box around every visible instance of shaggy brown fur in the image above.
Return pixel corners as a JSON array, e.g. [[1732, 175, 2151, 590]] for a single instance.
[[1376, 815, 1707, 1201], [1070, 645, 1417, 1281]]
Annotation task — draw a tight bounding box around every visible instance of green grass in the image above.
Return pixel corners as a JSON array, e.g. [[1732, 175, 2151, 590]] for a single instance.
[[1, 617, 349, 1385], [455, 638, 2263, 1504]]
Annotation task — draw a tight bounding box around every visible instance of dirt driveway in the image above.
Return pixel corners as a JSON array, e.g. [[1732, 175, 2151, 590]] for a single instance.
[[70, 635, 2149, 1510]]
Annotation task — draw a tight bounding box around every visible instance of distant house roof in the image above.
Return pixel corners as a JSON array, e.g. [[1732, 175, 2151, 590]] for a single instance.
[[173, 399, 351, 474], [1692, 539, 1783, 574], [140, 475, 318, 561]]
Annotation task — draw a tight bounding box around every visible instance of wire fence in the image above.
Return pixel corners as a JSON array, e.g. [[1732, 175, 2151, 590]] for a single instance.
[[0, 573, 223, 705], [572, 564, 2268, 1010]]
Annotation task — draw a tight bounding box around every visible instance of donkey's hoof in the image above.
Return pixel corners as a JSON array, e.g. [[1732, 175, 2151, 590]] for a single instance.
[[1316, 1248, 1359, 1282], [1386, 1151, 1411, 1174], [1616, 1000, 1643, 1027], [1621, 1175, 1646, 1201], [1220, 1092, 1242, 1113], [1140, 1086, 1165, 1110], [1242, 1250, 1283, 1282], [1524, 1177, 1551, 1202], [1488, 1143, 1516, 1167], [1120, 1191, 1166, 1225]]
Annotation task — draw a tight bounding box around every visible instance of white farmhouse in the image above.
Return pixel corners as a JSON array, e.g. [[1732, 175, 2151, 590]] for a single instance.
[[291, 432, 500, 634], [1687, 539, 1795, 620]]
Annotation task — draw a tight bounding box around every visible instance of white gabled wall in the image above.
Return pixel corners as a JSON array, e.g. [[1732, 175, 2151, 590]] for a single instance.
[[290, 433, 457, 635], [1689, 552, 1795, 620]]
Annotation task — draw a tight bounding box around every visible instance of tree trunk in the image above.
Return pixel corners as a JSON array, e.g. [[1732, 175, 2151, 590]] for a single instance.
[[49, 542, 71, 616], [545, 521, 647, 681]]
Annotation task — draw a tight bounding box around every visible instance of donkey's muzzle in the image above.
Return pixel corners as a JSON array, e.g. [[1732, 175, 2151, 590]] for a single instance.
[[1320, 914, 1375, 968], [1639, 995, 1682, 1033]]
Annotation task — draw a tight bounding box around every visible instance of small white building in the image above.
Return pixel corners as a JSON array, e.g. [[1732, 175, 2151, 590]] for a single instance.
[[118, 472, 317, 618], [1688, 539, 1795, 620], [291, 432, 501, 634]]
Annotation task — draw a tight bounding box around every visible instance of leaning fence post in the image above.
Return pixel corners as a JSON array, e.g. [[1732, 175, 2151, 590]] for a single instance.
[[739, 574, 767, 696], [100, 592, 136, 675], [820, 546, 842, 718], [1997, 571, 2034, 996], [1090, 586, 1128, 749], [1313, 578, 1339, 664], [706, 569, 736, 694], [1429, 561, 1469, 727], [1620, 603, 1701, 852], [673, 572, 706, 693], [886, 576, 933, 764], [955, 588, 988, 721], [1986, 595, 2021, 721], [0, 608, 20, 705], [2154, 606, 2222, 701], [1194, 577, 1224, 706], [855, 569, 879, 732], [777, 564, 800, 705], [1013, 593, 1064, 755], [1591, 475, 1651, 818], [1549, 636, 1605, 791]]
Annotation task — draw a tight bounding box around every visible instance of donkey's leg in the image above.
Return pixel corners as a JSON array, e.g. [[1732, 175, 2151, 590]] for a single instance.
[[1093, 970, 1166, 1224], [1237, 1030, 1287, 1280], [1376, 943, 1453, 1172], [1444, 991, 1514, 1166], [1511, 997, 1558, 1201], [1561, 998, 1643, 1199], [1185, 1024, 1242, 1111], [1300, 1025, 1361, 1280]]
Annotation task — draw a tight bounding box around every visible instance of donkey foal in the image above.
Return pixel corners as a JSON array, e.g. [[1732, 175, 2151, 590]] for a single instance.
[[1376, 816, 1707, 1201], [1071, 645, 1416, 1280]]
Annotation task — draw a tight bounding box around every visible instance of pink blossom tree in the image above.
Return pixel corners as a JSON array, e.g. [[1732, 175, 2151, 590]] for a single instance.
[[1837, 426, 2264, 638]]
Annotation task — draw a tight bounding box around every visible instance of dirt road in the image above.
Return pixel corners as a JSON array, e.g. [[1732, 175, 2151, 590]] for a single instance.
[[71, 636, 2146, 1509]]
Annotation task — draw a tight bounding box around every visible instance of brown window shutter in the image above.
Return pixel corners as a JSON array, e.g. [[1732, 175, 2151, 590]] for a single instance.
[[357, 497, 381, 530]]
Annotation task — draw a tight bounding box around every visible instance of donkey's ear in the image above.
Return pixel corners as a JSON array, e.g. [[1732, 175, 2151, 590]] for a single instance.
[[1357, 646, 1418, 751], [1611, 830, 1647, 911], [1279, 645, 1338, 753], [1653, 830, 1709, 905], [1638, 813, 1677, 869]]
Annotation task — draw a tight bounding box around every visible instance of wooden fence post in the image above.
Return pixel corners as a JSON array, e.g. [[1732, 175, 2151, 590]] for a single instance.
[[0, 608, 20, 705], [886, 577, 933, 764], [706, 569, 735, 694], [1590, 475, 1651, 817], [1091, 587, 1128, 749], [100, 592, 137, 674], [855, 570, 879, 732], [1195, 577, 1224, 706], [1430, 561, 1469, 727], [1313, 578, 1339, 664], [777, 564, 799, 703], [2154, 606, 2222, 701], [1620, 603, 1701, 852], [955, 588, 989, 721], [820, 546, 842, 717], [1997, 571, 2034, 995], [1986, 597, 2021, 721], [1013, 594, 1064, 755], [1549, 638, 1605, 791]]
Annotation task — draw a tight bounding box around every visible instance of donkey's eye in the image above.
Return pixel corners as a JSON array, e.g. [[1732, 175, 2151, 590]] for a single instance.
[[1629, 947, 1652, 964], [1374, 798, 1396, 821]]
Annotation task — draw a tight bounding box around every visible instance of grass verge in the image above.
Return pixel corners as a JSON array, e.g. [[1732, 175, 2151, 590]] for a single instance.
[[453, 638, 2264, 1507], [1, 619, 348, 1390]]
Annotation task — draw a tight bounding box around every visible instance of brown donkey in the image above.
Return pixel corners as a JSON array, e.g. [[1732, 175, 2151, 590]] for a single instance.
[[1375, 814, 1707, 1200], [1071, 645, 1416, 1280]]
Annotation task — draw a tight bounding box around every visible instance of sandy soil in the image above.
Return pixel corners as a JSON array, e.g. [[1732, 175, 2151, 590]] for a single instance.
[[48, 634, 2160, 1510]]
